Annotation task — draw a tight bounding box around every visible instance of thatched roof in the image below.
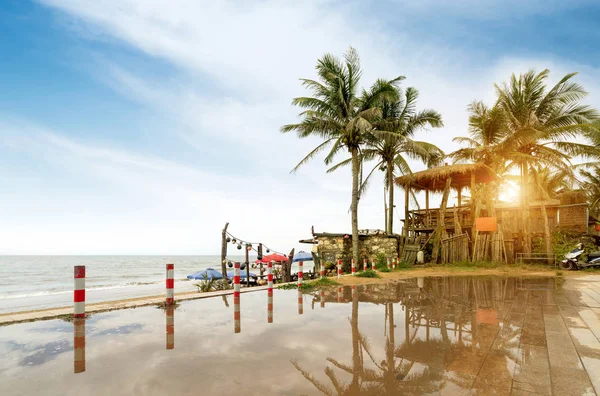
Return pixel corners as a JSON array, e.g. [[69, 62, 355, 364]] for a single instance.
[[394, 163, 497, 192]]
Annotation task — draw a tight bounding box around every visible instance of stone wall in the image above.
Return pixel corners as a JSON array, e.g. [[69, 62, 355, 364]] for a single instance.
[[558, 204, 588, 233], [317, 234, 400, 271]]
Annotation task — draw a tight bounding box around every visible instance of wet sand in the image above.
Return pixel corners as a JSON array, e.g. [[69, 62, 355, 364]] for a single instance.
[[1, 274, 600, 395]]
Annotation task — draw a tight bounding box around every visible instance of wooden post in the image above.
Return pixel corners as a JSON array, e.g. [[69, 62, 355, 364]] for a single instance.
[[457, 186, 462, 208], [245, 244, 250, 287], [404, 184, 410, 237], [221, 222, 229, 281], [425, 190, 430, 227], [432, 177, 452, 264], [284, 248, 294, 283]]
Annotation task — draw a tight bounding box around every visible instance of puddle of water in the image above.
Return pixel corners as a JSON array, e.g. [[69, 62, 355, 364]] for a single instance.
[[0, 276, 597, 395]]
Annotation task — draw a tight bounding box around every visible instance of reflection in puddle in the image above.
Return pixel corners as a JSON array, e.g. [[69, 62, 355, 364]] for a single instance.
[[2, 276, 600, 395], [73, 318, 85, 374]]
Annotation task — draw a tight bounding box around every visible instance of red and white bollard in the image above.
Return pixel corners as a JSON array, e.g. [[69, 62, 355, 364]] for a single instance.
[[337, 259, 342, 279], [392, 258, 396, 270], [363, 258, 367, 271], [234, 262, 241, 333], [166, 307, 174, 350], [337, 286, 343, 302], [371, 258, 376, 271], [351, 259, 356, 276], [298, 289, 303, 315], [298, 261, 303, 288], [320, 290, 325, 308], [320, 262, 326, 279], [74, 266, 85, 318], [73, 317, 85, 373], [387, 258, 391, 270], [267, 261, 273, 324], [166, 264, 174, 305]]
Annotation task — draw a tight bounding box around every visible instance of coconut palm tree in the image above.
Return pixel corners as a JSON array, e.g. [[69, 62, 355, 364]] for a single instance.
[[329, 87, 444, 234], [529, 166, 572, 261], [495, 69, 600, 253], [281, 48, 402, 264], [579, 165, 600, 218]]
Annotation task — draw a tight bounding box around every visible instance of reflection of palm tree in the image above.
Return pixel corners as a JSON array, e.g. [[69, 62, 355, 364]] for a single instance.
[[292, 290, 442, 395]]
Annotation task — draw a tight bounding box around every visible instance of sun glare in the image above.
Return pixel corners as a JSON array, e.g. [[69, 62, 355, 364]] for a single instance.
[[498, 180, 520, 203]]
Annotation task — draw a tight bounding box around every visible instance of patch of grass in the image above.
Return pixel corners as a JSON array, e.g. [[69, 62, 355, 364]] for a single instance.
[[378, 267, 391, 273], [395, 261, 412, 270], [155, 300, 181, 310], [356, 269, 380, 278], [555, 270, 563, 276], [277, 277, 340, 291]]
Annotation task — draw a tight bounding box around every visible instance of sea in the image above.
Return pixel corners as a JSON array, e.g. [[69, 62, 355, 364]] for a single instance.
[[0, 256, 315, 314]]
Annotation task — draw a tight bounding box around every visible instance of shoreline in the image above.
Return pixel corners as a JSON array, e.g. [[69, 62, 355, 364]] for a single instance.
[[0, 267, 590, 326]]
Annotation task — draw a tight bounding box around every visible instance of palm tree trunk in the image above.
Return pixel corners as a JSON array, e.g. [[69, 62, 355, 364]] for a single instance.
[[541, 201, 553, 264], [351, 147, 360, 265], [387, 161, 394, 234], [521, 163, 531, 254]]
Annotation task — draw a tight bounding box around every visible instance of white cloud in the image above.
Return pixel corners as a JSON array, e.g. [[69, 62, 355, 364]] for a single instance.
[[6, 0, 598, 253]]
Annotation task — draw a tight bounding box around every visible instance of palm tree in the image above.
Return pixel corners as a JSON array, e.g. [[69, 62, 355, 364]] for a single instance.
[[579, 165, 600, 219], [282, 48, 402, 264], [529, 166, 572, 260], [330, 87, 444, 234], [495, 69, 600, 253]]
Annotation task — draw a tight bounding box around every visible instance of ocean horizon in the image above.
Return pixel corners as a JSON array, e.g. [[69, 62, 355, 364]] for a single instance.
[[0, 255, 315, 314]]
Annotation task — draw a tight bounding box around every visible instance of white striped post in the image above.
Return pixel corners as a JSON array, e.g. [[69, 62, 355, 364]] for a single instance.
[[371, 257, 376, 271], [351, 259, 356, 276], [166, 264, 174, 305], [337, 259, 342, 279], [337, 286, 343, 303], [320, 290, 325, 308], [233, 262, 241, 333], [298, 261, 303, 288], [363, 258, 367, 271], [387, 258, 391, 270], [267, 261, 273, 324], [73, 318, 85, 373], [74, 266, 85, 318], [166, 307, 174, 350], [392, 257, 396, 270], [320, 261, 326, 279], [298, 289, 303, 315]]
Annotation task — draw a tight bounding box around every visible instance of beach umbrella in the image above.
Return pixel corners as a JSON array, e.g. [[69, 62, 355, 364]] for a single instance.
[[187, 268, 223, 280], [226, 271, 257, 279], [254, 253, 288, 264], [293, 251, 313, 262]]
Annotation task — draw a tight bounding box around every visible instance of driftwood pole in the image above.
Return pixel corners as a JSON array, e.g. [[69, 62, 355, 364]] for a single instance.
[[432, 177, 452, 263], [221, 222, 229, 281], [284, 248, 294, 283]]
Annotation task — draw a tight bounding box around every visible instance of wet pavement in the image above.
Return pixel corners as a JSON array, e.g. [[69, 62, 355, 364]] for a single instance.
[[1, 275, 600, 395]]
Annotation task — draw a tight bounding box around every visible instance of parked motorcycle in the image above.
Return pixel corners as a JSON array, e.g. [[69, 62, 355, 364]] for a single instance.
[[559, 243, 600, 270]]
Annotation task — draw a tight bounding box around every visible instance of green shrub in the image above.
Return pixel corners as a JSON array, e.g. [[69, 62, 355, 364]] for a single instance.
[[356, 269, 380, 278], [378, 267, 391, 273], [324, 261, 336, 270]]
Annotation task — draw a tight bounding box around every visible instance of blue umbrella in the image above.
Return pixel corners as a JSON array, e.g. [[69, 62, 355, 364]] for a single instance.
[[226, 271, 257, 279], [187, 268, 223, 280], [293, 251, 313, 262]]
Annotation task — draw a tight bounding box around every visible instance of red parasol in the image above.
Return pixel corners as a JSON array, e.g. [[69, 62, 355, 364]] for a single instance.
[[254, 253, 288, 264]]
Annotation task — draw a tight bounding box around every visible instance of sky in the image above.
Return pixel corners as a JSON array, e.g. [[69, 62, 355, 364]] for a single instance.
[[1, 0, 600, 255]]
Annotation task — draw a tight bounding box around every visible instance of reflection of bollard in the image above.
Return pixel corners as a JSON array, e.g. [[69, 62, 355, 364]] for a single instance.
[[363, 258, 367, 271], [352, 285, 356, 299], [337, 286, 343, 303], [298, 289, 303, 315], [73, 317, 85, 373], [371, 257, 376, 271], [298, 261, 303, 288], [351, 259, 356, 276], [320, 290, 325, 308], [166, 307, 174, 350], [166, 264, 174, 305], [387, 258, 391, 270], [337, 260, 342, 279], [74, 266, 85, 318], [234, 262, 241, 333], [267, 261, 273, 324]]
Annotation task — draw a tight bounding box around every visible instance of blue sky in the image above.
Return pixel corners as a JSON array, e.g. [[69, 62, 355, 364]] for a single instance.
[[1, 0, 600, 254]]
